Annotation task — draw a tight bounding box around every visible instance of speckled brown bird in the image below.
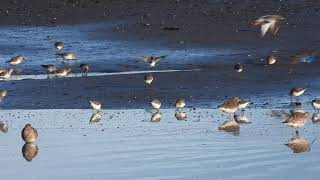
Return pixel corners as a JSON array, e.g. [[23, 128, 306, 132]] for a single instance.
[[0, 69, 14, 80], [57, 52, 76, 61], [289, 87, 307, 104], [283, 110, 309, 129], [175, 99, 186, 109], [150, 99, 161, 110], [136, 55, 166, 68], [54, 67, 72, 77], [0, 89, 8, 102], [218, 97, 241, 118], [80, 64, 89, 76], [234, 63, 243, 72], [21, 124, 38, 143], [41, 64, 57, 76], [8, 55, 24, 65], [89, 100, 102, 111], [312, 99, 320, 112], [267, 54, 277, 65], [54, 41, 63, 50], [144, 73, 153, 85]]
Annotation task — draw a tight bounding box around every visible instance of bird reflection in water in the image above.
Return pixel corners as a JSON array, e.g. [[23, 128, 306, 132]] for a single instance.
[[218, 119, 240, 135], [234, 114, 251, 124], [90, 111, 102, 124], [175, 111, 187, 121], [22, 143, 39, 162], [151, 112, 161, 123], [312, 113, 320, 123], [285, 131, 314, 153], [0, 120, 8, 133]]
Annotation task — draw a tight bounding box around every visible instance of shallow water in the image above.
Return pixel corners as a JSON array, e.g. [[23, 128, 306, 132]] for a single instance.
[[0, 23, 251, 75], [1, 108, 320, 180]]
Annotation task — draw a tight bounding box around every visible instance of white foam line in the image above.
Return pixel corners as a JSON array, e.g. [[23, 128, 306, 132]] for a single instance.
[[0, 69, 201, 81]]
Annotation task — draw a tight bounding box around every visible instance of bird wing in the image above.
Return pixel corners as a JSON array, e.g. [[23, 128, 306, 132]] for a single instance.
[[270, 21, 281, 35], [136, 55, 149, 62], [0, 71, 6, 76], [155, 55, 167, 62], [261, 22, 272, 37]]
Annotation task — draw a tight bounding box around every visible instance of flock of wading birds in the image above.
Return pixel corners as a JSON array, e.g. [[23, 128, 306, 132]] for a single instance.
[[0, 15, 318, 159]]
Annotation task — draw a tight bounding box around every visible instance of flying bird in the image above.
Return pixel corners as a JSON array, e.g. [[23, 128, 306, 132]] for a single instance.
[[136, 55, 166, 68], [253, 15, 285, 37]]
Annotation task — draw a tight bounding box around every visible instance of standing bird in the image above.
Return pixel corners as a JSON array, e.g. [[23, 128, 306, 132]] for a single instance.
[[144, 73, 153, 85], [175, 98, 186, 111], [289, 87, 307, 104], [41, 64, 56, 76], [136, 55, 166, 68], [253, 15, 285, 37], [234, 63, 243, 72], [0, 69, 14, 80], [89, 100, 102, 112], [8, 55, 24, 65], [267, 54, 277, 65], [21, 124, 38, 143], [150, 99, 161, 111], [283, 110, 308, 134], [0, 89, 8, 102], [218, 97, 241, 119], [80, 64, 89, 76], [54, 67, 72, 77], [54, 41, 63, 51], [312, 99, 320, 113], [57, 52, 77, 62]]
